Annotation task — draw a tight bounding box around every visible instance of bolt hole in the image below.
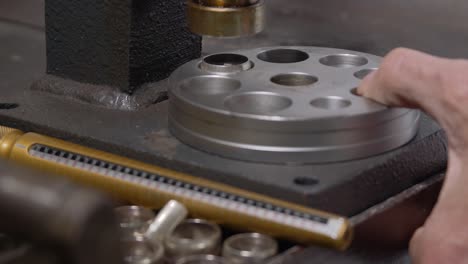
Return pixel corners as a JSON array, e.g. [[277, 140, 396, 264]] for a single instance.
[[0, 103, 19, 110], [311, 96, 352, 110], [351, 88, 360, 96], [271, 73, 318, 86], [319, 54, 368, 68], [294, 177, 319, 186], [257, 49, 309, 64], [201, 53, 252, 73], [225, 92, 292, 115], [204, 53, 249, 66], [354, 68, 377, 80]]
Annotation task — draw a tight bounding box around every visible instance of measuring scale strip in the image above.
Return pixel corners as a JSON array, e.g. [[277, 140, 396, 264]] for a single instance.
[[29, 144, 344, 238]]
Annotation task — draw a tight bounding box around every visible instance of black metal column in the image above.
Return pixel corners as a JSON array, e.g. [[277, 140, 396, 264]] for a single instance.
[[39, 0, 201, 97]]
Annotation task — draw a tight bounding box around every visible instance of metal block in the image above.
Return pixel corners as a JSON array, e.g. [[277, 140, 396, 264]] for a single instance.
[[39, 0, 201, 96], [169, 47, 420, 164]]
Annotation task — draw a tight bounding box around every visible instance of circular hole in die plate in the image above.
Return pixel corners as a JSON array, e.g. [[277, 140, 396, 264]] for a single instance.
[[350, 88, 361, 96], [201, 53, 252, 73], [294, 177, 319, 186], [270, 73, 318, 86], [350, 88, 388, 109], [311, 96, 352, 110], [319, 54, 368, 68], [204, 53, 249, 66], [225, 92, 292, 115], [257, 49, 309, 63], [180, 76, 241, 95], [354, 68, 378, 79]]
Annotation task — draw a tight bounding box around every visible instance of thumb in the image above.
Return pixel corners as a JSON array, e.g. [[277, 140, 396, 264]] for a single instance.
[[409, 227, 424, 263], [357, 48, 450, 116]]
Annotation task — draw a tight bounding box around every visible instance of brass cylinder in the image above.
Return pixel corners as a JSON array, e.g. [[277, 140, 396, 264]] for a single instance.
[[187, 0, 265, 37], [194, 0, 257, 7]]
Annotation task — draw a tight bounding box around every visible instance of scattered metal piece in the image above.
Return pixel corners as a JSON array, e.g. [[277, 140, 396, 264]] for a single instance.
[[121, 236, 164, 264], [115, 206, 155, 239], [175, 254, 226, 264], [146, 200, 188, 243], [165, 219, 222, 259], [222, 233, 278, 264]]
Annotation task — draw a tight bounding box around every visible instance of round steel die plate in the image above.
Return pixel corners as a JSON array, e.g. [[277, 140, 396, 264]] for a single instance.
[[168, 46, 420, 164]]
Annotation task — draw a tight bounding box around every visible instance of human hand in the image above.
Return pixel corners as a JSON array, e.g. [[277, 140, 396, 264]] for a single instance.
[[358, 48, 468, 264]]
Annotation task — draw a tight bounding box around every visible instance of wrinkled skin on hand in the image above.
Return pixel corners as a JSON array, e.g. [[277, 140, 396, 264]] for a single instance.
[[358, 48, 468, 264]]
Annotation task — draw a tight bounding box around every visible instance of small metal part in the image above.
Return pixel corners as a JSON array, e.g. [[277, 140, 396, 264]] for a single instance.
[[187, 0, 265, 37], [222, 233, 278, 264], [121, 236, 164, 264], [164, 219, 222, 259], [193, 0, 255, 6], [115, 206, 155, 239], [168, 46, 420, 164], [176, 254, 226, 264], [146, 200, 188, 243], [354, 68, 378, 80]]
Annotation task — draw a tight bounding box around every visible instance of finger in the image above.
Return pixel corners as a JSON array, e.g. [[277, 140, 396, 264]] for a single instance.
[[409, 227, 424, 264], [357, 48, 450, 114]]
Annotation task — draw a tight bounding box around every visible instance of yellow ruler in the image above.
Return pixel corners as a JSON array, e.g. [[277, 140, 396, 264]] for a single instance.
[[0, 126, 352, 249]]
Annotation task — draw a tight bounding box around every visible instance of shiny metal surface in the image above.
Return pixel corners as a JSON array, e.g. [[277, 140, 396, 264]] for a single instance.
[[169, 46, 420, 164], [200, 53, 254, 74], [115, 206, 155, 239], [176, 254, 226, 264], [194, 0, 256, 7], [121, 236, 164, 264], [187, 0, 265, 37], [164, 219, 222, 259], [222, 233, 278, 264], [146, 200, 188, 243]]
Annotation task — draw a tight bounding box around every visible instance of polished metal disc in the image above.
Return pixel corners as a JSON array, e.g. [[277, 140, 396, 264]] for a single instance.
[[168, 46, 420, 164]]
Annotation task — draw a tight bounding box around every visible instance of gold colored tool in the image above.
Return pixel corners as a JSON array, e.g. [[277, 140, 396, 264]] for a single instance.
[[0, 126, 352, 250], [187, 0, 265, 37]]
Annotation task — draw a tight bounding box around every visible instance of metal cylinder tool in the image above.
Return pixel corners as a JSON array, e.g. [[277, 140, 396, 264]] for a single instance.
[[146, 200, 188, 244], [168, 46, 420, 164], [187, 0, 265, 37]]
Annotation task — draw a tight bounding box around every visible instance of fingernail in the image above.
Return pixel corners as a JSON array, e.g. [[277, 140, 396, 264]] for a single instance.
[[355, 87, 364, 96]]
